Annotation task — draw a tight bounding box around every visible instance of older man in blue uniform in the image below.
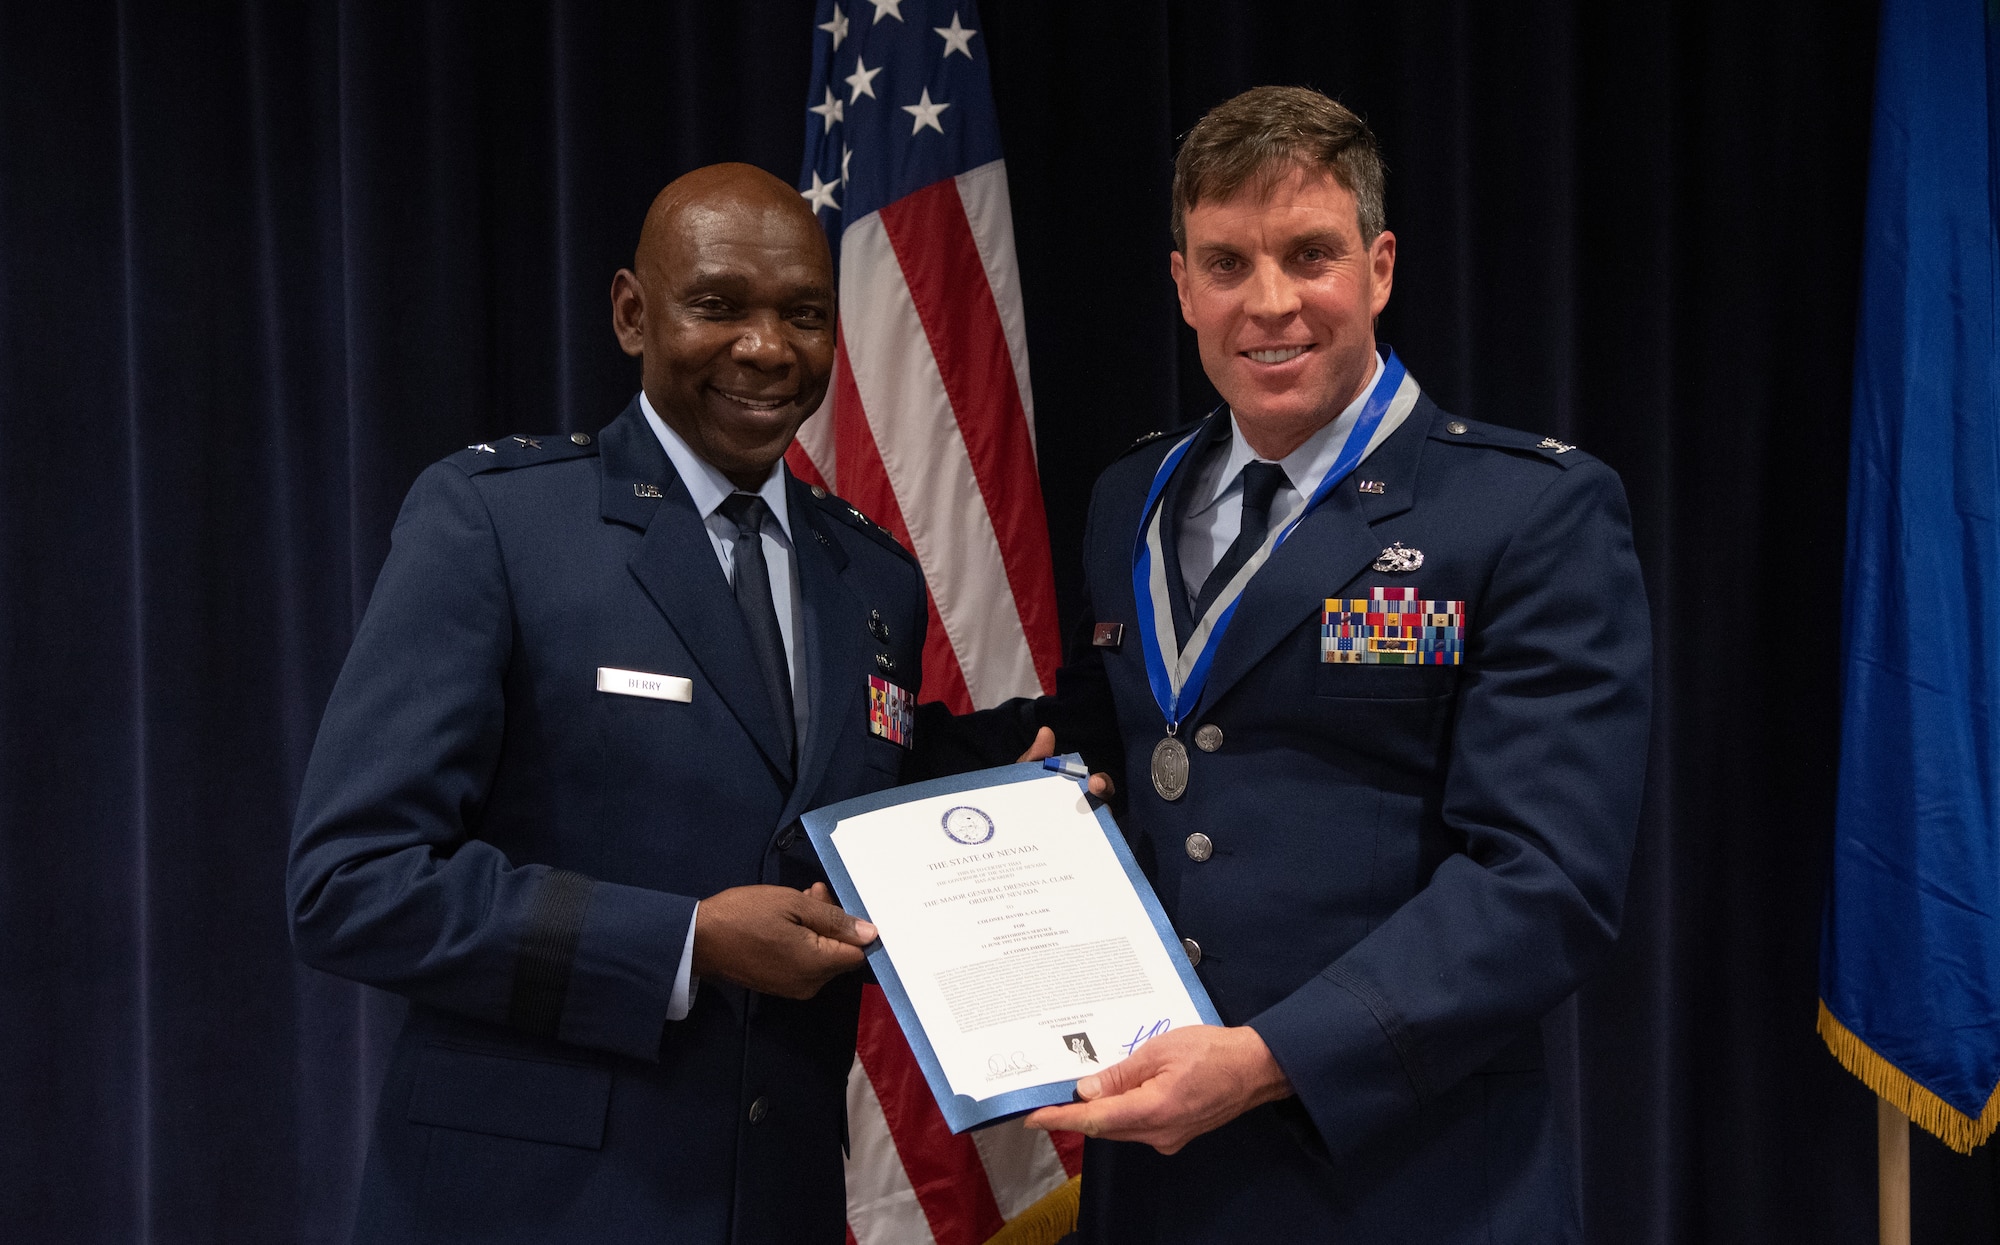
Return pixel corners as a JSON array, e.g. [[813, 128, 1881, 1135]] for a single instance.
[[973, 88, 1651, 1241], [288, 164, 931, 1243]]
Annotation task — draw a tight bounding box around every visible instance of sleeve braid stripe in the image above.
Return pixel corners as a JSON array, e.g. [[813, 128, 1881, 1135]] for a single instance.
[[508, 868, 595, 1041]]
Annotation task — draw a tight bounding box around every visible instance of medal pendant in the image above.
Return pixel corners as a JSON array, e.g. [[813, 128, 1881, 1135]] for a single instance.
[[1151, 735, 1190, 801]]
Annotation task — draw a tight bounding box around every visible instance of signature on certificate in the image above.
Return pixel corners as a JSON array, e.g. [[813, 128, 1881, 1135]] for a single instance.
[[986, 1051, 1036, 1078], [1122, 1018, 1172, 1057]]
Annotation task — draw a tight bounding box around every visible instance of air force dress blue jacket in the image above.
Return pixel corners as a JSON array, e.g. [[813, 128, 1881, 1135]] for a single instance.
[[948, 389, 1652, 1243], [287, 400, 927, 1244]]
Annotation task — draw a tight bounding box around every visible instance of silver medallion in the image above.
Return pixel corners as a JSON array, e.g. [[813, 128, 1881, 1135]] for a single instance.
[[1151, 735, 1189, 801]]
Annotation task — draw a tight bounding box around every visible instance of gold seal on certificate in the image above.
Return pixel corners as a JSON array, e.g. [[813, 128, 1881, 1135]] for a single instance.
[[1151, 734, 1189, 801]]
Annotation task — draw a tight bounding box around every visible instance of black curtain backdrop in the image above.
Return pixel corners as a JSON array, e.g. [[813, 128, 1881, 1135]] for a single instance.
[[4, 2, 1996, 1241]]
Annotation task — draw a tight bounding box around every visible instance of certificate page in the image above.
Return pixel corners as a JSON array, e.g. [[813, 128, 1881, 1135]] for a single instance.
[[830, 774, 1205, 1101]]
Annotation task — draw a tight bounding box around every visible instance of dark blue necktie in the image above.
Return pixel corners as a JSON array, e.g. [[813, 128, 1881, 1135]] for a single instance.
[[719, 493, 795, 761], [1193, 460, 1287, 619]]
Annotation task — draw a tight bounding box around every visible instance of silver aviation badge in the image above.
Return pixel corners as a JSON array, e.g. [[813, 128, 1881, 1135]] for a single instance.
[[1372, 543, 1425, 574]]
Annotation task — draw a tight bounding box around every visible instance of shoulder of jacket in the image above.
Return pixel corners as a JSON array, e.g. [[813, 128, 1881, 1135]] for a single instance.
[[444, 432, 601, 475], [1427, 413, 1596, 469], [805, 485, 918, 566], [1115, 416, 1209, 461]]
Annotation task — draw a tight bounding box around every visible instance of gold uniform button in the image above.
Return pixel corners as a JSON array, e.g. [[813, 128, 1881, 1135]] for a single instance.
[[1185, 832, 1213, 862], [1193, 724, 1223, 752], [571, 431, 592, 446]]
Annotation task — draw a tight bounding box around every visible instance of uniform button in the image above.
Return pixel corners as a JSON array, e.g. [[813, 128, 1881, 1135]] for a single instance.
[[748, 1096, 770, 1124], [1193, 724, 1223, 752], [1185, 832, 1213, 862], [571, 431, 592, 446], [1180, 937, 1201, 966], [775, 828, 797, 851], [1446, 420, 1468, 435], [811, 484, 828, 499]]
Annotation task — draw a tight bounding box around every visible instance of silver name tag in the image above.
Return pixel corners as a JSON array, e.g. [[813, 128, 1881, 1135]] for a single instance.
[[596, 667, 693, 702]]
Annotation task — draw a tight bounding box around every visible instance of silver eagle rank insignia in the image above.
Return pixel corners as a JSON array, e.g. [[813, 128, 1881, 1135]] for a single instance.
[[1372, 542, 1425, 574]]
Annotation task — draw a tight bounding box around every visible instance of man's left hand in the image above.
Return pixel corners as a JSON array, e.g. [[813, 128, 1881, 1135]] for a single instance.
[[1021, 1024, 1292, 1154]]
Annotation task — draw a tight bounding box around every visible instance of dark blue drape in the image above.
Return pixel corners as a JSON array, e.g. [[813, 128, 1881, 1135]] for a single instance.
[[3, 2, 1995, 1242]]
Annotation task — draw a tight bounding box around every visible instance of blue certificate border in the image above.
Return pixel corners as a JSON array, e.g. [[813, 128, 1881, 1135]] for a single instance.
[[803, 756, 1222, 1134]]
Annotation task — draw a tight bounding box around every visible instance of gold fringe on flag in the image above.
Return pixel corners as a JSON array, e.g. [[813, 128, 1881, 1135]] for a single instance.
[[983, 1175, 1080, 1245], [1818, 1000, 2000, 1154]]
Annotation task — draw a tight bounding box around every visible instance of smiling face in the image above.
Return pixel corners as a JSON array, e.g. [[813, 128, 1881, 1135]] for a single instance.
[[1170, 163, 1395, 461], [612, 166, 835, 490]]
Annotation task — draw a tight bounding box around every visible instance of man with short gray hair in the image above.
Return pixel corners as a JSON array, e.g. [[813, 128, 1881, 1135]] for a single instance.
[[990, 85, 1651, 1240]]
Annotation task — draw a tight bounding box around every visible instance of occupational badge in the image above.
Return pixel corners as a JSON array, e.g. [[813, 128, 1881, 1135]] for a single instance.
[[867, 674, 915, 747], [1372, 543, 1424, 573], [1322, 587, 1466, 665]]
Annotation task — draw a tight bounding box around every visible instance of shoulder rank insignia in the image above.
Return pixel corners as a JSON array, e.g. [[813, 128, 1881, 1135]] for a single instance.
[[467, 442, 496, 454], [1323, 588, 1465, 665], [1538, 436, 1576, 454], [1372, 543, 1424, 573]]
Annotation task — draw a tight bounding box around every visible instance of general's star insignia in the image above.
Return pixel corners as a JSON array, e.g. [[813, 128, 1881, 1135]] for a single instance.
[[513, 436, 541, 449], [1372, 543, 1424, 574], [468, 442, 496, 454]]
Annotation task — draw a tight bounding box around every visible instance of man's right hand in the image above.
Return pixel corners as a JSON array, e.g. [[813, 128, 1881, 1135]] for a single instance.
[[691, 882, 876, 999]]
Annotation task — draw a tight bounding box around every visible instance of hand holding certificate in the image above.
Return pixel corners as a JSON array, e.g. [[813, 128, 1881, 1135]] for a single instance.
[[804, 757, 1220, 1132]]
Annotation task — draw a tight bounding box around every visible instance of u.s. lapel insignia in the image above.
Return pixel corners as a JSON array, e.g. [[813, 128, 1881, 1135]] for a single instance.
[[868, 675, 915, 748], [1357, 479, 1387, 495], [632, 482, 663, 498], [1323, 588, 1466, 665], [1372, 542, 1424, 573]]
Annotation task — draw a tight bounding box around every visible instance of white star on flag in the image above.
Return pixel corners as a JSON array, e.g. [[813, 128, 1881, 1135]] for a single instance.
[[809, 86, 844, 132], [901, 87, 949, 135], [867, 0, 904, 23], [841, 145, 853, 183], [934, 12, 977, 58], [845, 56, 883, 102], [802, 170, 841, 214], [818, 4, 849, 49]]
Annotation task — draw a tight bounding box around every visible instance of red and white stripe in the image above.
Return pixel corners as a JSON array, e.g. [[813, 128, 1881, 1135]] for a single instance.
[[844, 988, 1082, 1245], [790, 158, 1075, 1243], [788, 159, 1060, 712]]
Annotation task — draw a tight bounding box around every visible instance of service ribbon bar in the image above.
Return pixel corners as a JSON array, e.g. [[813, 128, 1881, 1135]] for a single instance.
[[1322, 590, 1466, 665]]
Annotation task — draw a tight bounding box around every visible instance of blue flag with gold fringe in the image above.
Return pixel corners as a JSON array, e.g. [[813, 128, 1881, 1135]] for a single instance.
[[1819, 0, 2000, 1153]]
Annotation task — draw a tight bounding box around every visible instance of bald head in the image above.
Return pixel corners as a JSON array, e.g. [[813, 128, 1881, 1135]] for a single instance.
[[612, 163, 836, 489]]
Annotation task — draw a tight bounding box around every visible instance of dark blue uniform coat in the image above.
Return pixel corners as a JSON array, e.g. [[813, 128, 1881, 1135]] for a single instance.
[[1012, 393, 1650, 1242], [288, 401, 927, 1244]]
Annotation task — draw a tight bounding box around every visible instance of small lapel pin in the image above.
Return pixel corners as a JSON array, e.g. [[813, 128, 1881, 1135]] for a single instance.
[[1538, 436, 1576, 454], [1357, 479, 1387, 495], [467, 442, 496, 454], [1092, 622, 1125, 649], [1373, 543, 1424, 574], [632, 482, 663, 498]]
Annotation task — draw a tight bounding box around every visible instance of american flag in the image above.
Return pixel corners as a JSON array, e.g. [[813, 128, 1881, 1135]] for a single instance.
[[790, 2, 1080, 1242]]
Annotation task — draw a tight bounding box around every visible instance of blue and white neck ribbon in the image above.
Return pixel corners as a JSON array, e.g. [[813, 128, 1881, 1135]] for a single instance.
[[1131, 350, 1421, 733]]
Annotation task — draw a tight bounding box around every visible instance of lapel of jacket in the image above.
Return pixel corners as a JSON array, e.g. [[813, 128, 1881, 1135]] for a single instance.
[[1192, 393, 1437, 716], [778, 477, 871, 826], [1160, 412, 1232, 646], [601, 402, 794, 781]]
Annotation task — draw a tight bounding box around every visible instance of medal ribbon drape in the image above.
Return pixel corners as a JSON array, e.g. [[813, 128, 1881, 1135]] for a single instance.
[[1131, 351, 1417, 740]]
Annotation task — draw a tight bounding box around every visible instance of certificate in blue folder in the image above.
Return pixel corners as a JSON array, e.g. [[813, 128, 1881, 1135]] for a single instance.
[[802, 756, 1221, 1133]]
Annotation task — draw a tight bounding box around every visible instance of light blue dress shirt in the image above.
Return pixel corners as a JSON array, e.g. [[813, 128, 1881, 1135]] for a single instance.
[[1177, 352, 1387, 602], [639, 391, 813, 1022]]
